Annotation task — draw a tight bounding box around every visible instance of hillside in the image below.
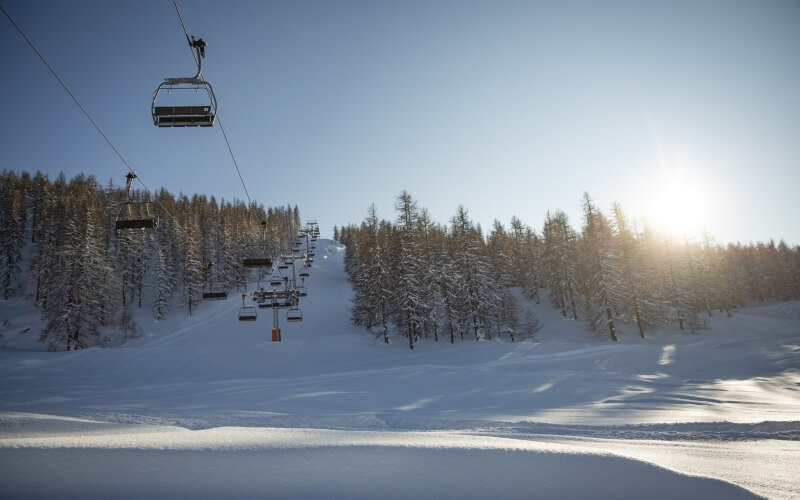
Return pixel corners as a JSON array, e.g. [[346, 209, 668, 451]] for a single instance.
[[1, 239, 799, 499]]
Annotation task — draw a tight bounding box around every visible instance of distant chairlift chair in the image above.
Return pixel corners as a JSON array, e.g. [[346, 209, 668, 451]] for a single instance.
[[116, 173, 157, 231], [238, 305, 257, 321], [286, 306, 303, 323], [202, 263, 227, 300], [238, 294, 257, 321], [242, 221, 272, 269]]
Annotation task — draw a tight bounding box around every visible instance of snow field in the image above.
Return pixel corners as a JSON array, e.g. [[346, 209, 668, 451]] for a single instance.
[[1, 239, 799, 499]]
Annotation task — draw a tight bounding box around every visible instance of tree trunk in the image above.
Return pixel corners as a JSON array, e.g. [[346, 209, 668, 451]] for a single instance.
[[634, 301, 645, 339], [607, 308, 617, 341]]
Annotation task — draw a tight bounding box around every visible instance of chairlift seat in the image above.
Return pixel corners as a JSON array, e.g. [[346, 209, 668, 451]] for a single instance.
[[238, 306, 257, 321], [154, 113, 214, 127], [152, 78, 217, 127], [154, 106, 214, 127], [243, 257, 272, 268], [116, 201, 157, 231], [154, 105, 211, 116], [203, 291, 227, 300], [116, 218, 157, 230], [286, 308, 303, 322]]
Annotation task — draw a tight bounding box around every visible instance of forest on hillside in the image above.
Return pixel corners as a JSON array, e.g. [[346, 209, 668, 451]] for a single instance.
[[339, 191, 800, 349], [0, 170, 302, 351], [3, 171, 800, 352]]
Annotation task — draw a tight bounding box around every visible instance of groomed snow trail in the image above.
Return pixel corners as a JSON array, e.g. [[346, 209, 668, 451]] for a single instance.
[[1, 240, 798, 499]]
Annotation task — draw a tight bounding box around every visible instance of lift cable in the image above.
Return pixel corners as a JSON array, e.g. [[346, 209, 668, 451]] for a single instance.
[[0, 4, 187, 234], [1, 4, 139, 184], [171, 0, 253, 207], [172, 0, 199, 68]]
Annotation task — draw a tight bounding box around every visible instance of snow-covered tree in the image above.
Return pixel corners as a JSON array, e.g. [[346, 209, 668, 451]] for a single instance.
[[579, 193, 622, 341], [0, 173, 27, 299], [541, 210, 580, 320]]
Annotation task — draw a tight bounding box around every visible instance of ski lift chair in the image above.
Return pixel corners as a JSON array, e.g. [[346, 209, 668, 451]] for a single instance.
[[116, 173, 157, 231], [286, 306, 303, 322], [152, 36, 217, 127], [299, 266, 310, 278], [243, 257, 272, 268], [202, 263, 227, 300], [238, 305, 257, 321]]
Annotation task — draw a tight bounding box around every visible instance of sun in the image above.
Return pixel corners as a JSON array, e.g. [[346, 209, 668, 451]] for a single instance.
[[643, 157, 712, 239]]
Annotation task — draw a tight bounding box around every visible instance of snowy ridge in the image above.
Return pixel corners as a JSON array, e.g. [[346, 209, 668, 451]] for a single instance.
[[1, 239, 799, 499]]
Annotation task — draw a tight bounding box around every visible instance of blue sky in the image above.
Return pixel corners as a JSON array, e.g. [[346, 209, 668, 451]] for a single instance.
[[2, 0, 798, 245]]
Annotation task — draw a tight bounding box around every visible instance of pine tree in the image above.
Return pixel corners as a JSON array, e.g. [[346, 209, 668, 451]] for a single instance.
[[0, 173, 27, 299], [663, 238, 702, 332], [392, 191, 425, 349], [39, 181, 118, 350], [350, 206, 393, 342], [579, 193, 622, 341], [521, 228, 542, 304], [541, 210, 580, 320], [451, 205, 495, 341], [179, 200, 204, 316], [611, 203, 648, 338]]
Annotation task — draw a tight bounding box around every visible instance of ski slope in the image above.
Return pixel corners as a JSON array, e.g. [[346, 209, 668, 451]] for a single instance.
[[1, 240, 799, 499]]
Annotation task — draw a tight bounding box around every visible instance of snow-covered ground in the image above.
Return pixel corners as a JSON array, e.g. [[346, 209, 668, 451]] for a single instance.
[[1, 240, 798, 499]]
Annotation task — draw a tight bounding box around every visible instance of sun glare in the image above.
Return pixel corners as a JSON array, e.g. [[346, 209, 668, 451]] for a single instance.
[[643, 156, 713, 239]]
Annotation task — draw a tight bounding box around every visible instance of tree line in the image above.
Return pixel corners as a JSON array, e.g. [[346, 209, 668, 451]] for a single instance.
[[338, 191, 800, 349], [0, 170, 301, 350]]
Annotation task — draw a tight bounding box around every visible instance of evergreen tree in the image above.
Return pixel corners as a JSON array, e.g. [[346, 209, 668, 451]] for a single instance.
[[0, 173, 27, 299], [579, 193, 622, 341], [392, 191, 425, 349], [541, 211, 579, 320], [611, 203, 648, 338], [39, 181, 118, 350], [451, 205, 495, 341]]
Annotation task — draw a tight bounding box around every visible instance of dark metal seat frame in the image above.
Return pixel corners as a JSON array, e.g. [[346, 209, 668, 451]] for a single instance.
[[116, 173, 157, 232], [152, 35, 217, 128]]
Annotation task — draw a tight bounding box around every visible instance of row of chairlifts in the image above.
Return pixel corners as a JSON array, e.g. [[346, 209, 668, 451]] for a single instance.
[[152, 36, 217, 127], [116, 173, 158, 231], [239, 291, 303, 322], [238, 220, 306, 323]]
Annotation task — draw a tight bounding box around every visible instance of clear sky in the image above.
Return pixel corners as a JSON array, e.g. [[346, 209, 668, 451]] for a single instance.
[[2, 0, 798, 245]]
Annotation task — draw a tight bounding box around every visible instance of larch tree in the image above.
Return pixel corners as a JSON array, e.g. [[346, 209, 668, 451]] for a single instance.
[[579, 193, 622, 341], [0, 173, 27, 299], [541, 210, 579, 320], [392, 191, 425, 349]]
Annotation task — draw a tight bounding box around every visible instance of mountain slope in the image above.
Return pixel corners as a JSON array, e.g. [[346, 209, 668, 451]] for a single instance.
[[1, 239, 799, 499]]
